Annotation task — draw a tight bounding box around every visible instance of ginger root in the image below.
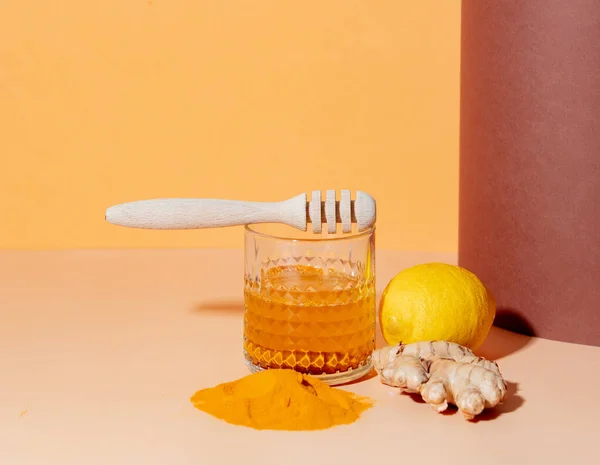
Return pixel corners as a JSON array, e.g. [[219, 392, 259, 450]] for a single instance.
[[372, 341, 507, 420]]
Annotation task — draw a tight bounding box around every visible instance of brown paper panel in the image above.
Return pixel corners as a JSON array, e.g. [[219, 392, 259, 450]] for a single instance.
[[458, 0, 600, 346]]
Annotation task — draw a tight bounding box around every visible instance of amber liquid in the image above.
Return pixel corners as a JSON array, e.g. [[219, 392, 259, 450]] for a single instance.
[[243, 265, 375, 375]]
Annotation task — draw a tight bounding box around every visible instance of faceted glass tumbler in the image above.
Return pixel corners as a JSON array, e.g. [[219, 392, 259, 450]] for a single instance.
[[243, 222, 376, 385]]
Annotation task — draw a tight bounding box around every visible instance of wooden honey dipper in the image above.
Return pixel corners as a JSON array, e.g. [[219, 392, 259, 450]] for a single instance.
[[105, 190, 376, 233]]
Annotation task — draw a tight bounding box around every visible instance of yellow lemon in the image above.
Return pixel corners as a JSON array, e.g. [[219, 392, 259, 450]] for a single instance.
[[379, 263, 495, 350]]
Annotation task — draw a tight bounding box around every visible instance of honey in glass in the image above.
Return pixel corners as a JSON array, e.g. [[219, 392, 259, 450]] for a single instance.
[[243, 223, 375, 385]]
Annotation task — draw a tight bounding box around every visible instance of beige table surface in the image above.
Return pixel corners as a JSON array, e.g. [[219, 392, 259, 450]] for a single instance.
[[1, 249, 599, 465]]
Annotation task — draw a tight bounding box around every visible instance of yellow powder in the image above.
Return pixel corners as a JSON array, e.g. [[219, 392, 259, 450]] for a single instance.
[[190, 369, 373, 431]]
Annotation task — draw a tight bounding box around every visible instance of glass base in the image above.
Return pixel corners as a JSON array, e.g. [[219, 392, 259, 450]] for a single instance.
[[243, 356, 373, 386]]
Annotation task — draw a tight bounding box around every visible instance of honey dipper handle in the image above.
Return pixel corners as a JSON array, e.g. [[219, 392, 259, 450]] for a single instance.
[[105, 195, 308, 230]]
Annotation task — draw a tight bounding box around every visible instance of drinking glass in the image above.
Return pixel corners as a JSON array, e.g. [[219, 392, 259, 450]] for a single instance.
[[243, 222, 376, 385]]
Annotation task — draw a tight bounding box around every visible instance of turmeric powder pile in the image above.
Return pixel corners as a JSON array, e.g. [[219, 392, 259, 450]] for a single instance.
[[190, 369, 373, 431]]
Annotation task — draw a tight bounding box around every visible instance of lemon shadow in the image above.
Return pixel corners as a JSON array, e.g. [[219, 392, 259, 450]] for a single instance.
[[478, 325, 534, 360]]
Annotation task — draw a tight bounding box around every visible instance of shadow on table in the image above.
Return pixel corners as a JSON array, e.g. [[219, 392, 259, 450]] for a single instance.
[[494, 307, 537, 337], [191, 300, 245, 314], [470, 381, 525, 421], [478, 310, 536, 360], [402, 380, 524, 420]]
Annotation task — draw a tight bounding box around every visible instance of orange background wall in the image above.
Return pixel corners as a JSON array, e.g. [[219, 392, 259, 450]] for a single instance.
[[0, 1, 460, 252]]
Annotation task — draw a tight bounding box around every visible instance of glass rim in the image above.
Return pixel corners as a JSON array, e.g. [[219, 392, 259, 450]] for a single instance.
[[244, 223, 375, 242]]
